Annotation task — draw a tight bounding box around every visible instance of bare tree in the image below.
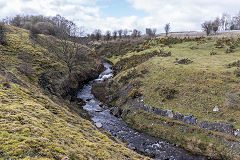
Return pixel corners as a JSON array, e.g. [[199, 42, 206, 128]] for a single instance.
[[10, 15, 22, 27], [94, 29, 102, 41], [137, 30, 141, 37], [201, 21, 212, 36], [132, 29, 138, 38], [212, 18, 220, 34], [118, 29, 123, 38], [220, 13, 231, 30], [105, 30, 111, 41], [152, 28, 157, 37], [113, 30, 117, 40], [46, 22, 84, 74], [123, 29, 128, 37], [164, 23, 170, 36], [146, 28, 157, 37]]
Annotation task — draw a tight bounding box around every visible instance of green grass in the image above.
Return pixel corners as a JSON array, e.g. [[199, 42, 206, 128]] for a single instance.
[[111, 38, 240, 128], [106, 37, 240, 159], [0, 25, 148, 159]]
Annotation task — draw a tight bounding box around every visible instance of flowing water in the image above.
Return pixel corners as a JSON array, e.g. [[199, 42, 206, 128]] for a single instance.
[[77, 63, 207, 160]]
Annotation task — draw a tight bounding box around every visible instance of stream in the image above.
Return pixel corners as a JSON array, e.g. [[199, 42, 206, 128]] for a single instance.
[[77, 63, 207, 160]]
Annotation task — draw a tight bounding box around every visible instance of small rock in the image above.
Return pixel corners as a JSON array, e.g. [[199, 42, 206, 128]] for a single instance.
[[234, 129, 240, 137], [128, 143, 136, 150], [86, 98, 91, 101], [99, 102, 103, 107], [95, 122, 103, 128], [95, 109, 103, 112], [102, 105, 108, 109], [213, 106, 219, 112], [167, 110, 174, 118], [61, 157, 69, 160]]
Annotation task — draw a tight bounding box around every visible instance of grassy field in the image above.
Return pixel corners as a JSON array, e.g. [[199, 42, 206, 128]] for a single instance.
[[103, 37, 240, 159], [109, 37, 240, 127], [0, 25, 148, 159]]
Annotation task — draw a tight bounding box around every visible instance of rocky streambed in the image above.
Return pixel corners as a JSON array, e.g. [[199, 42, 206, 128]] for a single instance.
[[77, 63, 207, 160]]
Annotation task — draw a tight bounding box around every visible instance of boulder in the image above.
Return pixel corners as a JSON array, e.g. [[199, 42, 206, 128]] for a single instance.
[[110, 107, 122, 117], [234, 129, 240, 137], [160, 110, 168, 117], [146, 106, 154, 112], [154, 108, 162, 115], [213, 106, 219, 112], [197, 121, 234, 134], [183, 114, 197, 125], [99, 102, 103, 107], [70, 97, 86, 106], [95, 122, 103, 128], [102, 105, 108, 109], [173, 113, 184, 121], [128, 143, 136, 150], [167, 110, 174, 118], [61, 157, 69, 160]]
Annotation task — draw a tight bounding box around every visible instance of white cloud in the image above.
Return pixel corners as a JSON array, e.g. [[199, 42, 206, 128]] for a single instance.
[[127, 0, 240, 32], [0, 0, 240, 33]]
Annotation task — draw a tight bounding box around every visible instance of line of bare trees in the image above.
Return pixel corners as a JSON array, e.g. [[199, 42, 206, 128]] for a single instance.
[[202, 12, 240, 35], [88, 28, 144, 41]]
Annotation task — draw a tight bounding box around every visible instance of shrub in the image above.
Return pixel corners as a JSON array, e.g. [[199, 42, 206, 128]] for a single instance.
[[1, 75, 11, 88], [128, 88, 142, 99], [35, 22, 56, 35], [227, 60, 240, 68], [226, 92, 240, 109], [225, 47, 234, 54], [29, 25, 40, 40], [190, 46, 198, 50], [234, 68, 240, 77], [157, 86, 178, 101], [210, 50, 217, 55], [175, 58, 193, 65]]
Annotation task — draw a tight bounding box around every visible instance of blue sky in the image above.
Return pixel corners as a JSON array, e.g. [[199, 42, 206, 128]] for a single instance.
[[97, 0, 146, 18], [1, 0, 240, 33]]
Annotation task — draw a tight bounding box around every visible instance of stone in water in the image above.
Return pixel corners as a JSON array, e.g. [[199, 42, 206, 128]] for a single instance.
[[95, 122, 102, 128]]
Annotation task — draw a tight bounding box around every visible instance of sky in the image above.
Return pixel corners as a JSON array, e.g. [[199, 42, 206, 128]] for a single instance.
[[0, 0, 240, 33]]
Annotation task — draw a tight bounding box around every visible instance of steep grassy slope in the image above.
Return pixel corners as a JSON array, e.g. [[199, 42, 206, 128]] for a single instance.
[[98, 37, 240, 159], [0, 25, 148, 159]]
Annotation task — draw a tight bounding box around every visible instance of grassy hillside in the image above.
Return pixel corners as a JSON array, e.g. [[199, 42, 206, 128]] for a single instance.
[[97, 37, 240, 159], [0, 25, 148, 159]]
